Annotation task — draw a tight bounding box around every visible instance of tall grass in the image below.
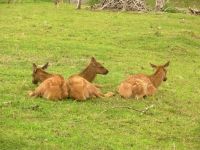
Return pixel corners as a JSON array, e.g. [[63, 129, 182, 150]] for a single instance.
[[0, 1, 200, 149]]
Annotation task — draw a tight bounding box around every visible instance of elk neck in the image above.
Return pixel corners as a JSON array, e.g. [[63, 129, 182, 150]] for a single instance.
[[148, 69, 164, 88], [39, 70, 54, 82], [78, 64, 96, 83]]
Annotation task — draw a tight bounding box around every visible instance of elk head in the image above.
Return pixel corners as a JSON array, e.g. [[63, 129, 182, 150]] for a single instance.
[[32, 62, 49, 84], [150, 61, 170, 82], [90, 57, 109, 75]]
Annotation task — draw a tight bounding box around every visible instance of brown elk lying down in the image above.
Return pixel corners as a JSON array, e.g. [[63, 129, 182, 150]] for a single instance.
[[32, 57, 111, 88], [118, 61, 170, 100], [29, 57, 112, 101], [30, 63, 68, 100], [32, 62, 53, 84], [29, 74, 68, 100], [77, 57, 112, 88], [67, 75, 115, 101]]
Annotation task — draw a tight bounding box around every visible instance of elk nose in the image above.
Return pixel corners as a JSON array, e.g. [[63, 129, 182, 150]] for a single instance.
[[32, 80, 37, 84], [105, 70, 109, 74], [163, 77, 167, 81]]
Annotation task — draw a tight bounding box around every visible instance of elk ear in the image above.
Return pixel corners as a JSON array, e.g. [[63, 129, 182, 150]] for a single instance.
[[91, 57, 97, 66], [150, 63, 157, 69], [164, 61, 170, 68], [33, 63, 37, 73], [42, 62, 49, 70]]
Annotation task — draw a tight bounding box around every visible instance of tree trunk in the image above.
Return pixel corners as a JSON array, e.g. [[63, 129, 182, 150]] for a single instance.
[[122, 0, 127, 11], [76, 0, 82, 9], [55, 0, 60, 7], [155, 0, 164, 11]]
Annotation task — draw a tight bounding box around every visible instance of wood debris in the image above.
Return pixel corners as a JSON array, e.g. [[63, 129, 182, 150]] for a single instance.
[[97, 105, 154, 117], [189, 7, 200, 15], [91, 0, 149, 12]]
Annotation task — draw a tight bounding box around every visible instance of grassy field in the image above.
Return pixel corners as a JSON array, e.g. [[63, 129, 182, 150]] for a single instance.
[[0, 0, 200, 149]]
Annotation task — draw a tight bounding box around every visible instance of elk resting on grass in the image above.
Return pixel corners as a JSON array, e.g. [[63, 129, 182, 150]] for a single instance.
[[33, 57, 111, 87], [30, 62, 68, 100], [29, 57, 112, 101], [118, 61, 170, 100], [29, 74, 68, 100], [77, 56, 112, 88], [32, 62, 54, 84], [67, 75, 115, 101]]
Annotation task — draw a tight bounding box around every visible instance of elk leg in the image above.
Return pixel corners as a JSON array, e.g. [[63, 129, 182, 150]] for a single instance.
[[104, 92, 115, 97], [94, 84, 113, 88], [28, 90, 40, 98]]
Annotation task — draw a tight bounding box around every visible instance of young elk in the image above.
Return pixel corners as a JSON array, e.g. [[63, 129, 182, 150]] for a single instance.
[[30, 62, 68, 100], [77, 57, 111, 88], [67, 75, 115, 101], [29, 74, 68, 100], [32, 62, 53, 84], [33, 57, 110, 87], [118, 61, 170, 100]]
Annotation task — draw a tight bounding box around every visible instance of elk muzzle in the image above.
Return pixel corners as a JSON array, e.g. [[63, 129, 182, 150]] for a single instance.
[[103, 70, 109, 75], [32, 80, 38, 84], [163, 77, 167, 81]]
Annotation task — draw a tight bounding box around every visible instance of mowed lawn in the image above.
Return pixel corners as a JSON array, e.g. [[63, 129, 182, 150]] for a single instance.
[[0, 1, 200, 149]]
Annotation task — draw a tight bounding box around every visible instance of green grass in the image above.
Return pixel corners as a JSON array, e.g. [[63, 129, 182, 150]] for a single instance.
[[0, 1, 200, 149]]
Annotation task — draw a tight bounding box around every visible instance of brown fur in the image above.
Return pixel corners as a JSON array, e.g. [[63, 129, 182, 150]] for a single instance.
[[66, 57, 114, 101], [77, 57, 112, 88], [67, 75, 115, 101], [118, 61, 170, 100], [30, 63, 68, 100], [30, 57, 112, 101], [29, 74, 68, 100], [33, 57, 111, 87], [32, 62, 53, 84], [78, 57, 108, 82]]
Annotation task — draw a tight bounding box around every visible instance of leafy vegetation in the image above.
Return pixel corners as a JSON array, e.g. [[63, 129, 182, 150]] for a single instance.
[[0, 1, 200, 149]]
